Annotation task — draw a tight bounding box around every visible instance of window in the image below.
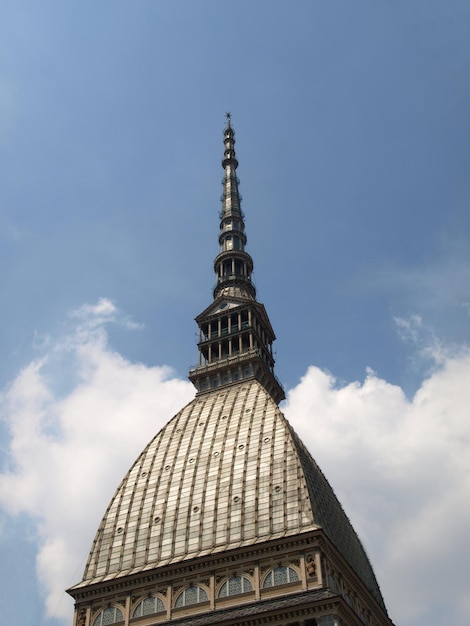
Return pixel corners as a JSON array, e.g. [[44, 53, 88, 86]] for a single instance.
[[92, 607, 123, 626], [262, 566, 299, 588], [132, 595, 165, 618], [174, 586, 208, 608], [218, 575, 253, 597]]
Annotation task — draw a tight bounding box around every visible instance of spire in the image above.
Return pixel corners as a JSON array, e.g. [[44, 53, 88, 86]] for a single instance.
[[214, 114, 255, 300], [188, 116, 285, 404]]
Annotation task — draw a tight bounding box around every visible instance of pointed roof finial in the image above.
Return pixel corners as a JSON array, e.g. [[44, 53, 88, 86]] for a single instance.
[[225, 111, 232, 127]]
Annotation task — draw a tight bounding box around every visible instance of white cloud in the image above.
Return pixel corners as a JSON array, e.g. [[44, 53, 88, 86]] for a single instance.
[[0, 300, 194, 622], [393, 313, 461, 365], [72, 297, 118, 319], [284, 350, 470, 625], [69, 296, 143, 331], [1, 301, 469, 626]]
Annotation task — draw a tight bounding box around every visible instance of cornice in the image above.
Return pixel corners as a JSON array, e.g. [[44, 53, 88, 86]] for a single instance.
[[68, 531, 322, 601]]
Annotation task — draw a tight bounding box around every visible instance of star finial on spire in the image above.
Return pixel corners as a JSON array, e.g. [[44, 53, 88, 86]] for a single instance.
[[225, 111, 232, 127]]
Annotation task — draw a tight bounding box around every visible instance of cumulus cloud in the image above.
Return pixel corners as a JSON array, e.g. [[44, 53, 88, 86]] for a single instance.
[[0, 300, 194, 622], [1, 302, 469, 626], [284, 348, 470, 625]]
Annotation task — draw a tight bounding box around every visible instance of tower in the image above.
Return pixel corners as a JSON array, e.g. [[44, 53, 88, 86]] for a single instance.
[[188, 113, 284, 404], [67, 117, 394, 626]]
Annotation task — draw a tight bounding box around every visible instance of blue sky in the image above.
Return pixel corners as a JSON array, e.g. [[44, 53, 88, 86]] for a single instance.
[[0, 2, 469, 625]]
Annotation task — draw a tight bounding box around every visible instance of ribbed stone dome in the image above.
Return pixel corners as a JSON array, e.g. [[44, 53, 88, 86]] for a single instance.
[[75, 379, 384, 610]]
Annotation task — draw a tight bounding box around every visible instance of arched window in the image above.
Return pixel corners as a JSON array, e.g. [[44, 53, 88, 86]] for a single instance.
[[132, 595, 165, 618], [218, 575, 253, 597], [92, 607, 123, 626], [262, 566, 299, 588], [174, 585, 208, 608]]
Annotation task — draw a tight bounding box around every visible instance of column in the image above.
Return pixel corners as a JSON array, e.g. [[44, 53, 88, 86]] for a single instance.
[[124, 594, 131, 625], [210, 573, 215, 609], [299, 554, 307, 591], [254, 563, 260, 600], [166, 583, 172, 620]]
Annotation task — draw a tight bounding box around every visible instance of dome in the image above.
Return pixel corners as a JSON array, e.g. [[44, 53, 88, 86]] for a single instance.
[[74, 379, 384, 610]]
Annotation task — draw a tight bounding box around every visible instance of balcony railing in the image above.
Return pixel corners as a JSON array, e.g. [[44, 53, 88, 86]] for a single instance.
[[189, 349, 284, 390]]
